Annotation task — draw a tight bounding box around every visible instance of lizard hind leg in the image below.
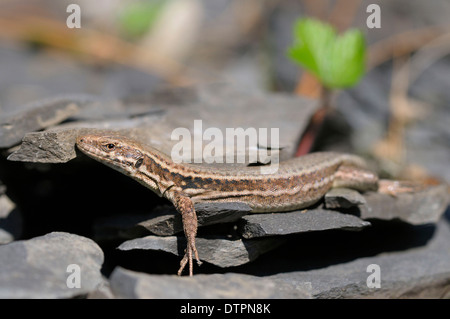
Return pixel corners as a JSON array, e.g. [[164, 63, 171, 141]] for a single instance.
[[173, 194, 202, 276], [333, 165, 379, 192]]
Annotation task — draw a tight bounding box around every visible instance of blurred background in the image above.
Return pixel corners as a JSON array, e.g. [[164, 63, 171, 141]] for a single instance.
[[0, 0, 449, 181], [0, 1, 449, 291]]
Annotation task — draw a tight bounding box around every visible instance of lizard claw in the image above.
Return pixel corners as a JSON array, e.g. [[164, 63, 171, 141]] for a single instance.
[[177, 239, 202, 276]]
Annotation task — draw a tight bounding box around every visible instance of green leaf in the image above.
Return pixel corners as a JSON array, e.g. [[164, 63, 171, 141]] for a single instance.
[[287, 19, 335, 77], [287, 18, 366, 89], [326, 29, 366, 88], [119, 1, 166, 39]]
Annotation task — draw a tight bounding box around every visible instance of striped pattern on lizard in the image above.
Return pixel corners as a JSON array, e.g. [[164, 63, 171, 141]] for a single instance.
[[76, 133, 379, 276]]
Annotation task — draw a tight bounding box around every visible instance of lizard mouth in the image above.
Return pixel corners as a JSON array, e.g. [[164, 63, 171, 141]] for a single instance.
[[76, 135, 98, 156], [76, 134, 134, 174], [76, 135, 114, 161]]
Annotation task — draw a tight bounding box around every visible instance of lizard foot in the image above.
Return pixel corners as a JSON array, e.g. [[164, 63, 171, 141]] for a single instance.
[[378, 179, 428, 196], [177, 238, 202, 276]]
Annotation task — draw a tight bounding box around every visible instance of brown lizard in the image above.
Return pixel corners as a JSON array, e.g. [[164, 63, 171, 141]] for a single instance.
[[76, 133, 379, 276]]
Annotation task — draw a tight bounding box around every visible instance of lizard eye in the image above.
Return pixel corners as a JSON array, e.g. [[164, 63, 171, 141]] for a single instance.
[[135, 158, 143, 168], [103, 143, 116, 151]]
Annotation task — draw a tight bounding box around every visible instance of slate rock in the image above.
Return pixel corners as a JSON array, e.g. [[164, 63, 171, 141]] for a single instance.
[[8, 84, 319, 164], [7, 116, 162, 163], [109, 266, 311, 299], [322, 184, 448, 226], [0, 193, 22, 244], [93, 212, 154, 241], [7, 129, 82, 163], [93, 202, 251, 240], [0, 94, 97, 148], [133, 202, 251, 236], [0, 232, 104, 298], [118, 235, 283, 268], [113, 213, 450, 298], [270, 214, 450, 298], [87, 279, 115, 299], [239, 209, 370, 239], [324, 188, 367, 209], [359, 184, 448, 225]]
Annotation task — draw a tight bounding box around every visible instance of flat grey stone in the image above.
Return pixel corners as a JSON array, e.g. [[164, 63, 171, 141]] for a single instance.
[[7, 129, 81, 163], [87, 278, 115, 299], [0, 232, 104, 298], [93, 213, 154, 242], [0, 193, 22, 244], [0, 94, 97, 148], [360, 184, 449, 225], [324, 188, 367, 209], [239, 209, 370, 239], [113, 214, 450, 298], [8, 84, 319, 163], [323, 184, 448, 226], [117, 235, 283, 268], [93, 202, 251, 240], [270, 215, 450, 298], [109, 266, 311, 299], [7, 117, 162, 163], [133, 202, 251, 236]]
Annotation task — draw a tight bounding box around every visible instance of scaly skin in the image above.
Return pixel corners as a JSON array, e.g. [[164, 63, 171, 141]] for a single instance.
[[76, 133, 378, 276]]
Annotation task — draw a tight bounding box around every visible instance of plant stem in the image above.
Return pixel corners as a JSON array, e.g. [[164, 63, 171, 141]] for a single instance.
[[295, 87, 332, 156]]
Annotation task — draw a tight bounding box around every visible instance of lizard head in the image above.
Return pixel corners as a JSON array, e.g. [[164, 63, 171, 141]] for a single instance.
[[76, 134, 145, 175]]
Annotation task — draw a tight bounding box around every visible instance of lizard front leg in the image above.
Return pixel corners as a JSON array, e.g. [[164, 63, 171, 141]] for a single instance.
[[172, 193, 202, 276]]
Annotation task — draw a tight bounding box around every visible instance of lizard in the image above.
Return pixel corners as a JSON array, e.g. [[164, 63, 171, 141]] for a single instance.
[[76, 133, 379, 276]]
